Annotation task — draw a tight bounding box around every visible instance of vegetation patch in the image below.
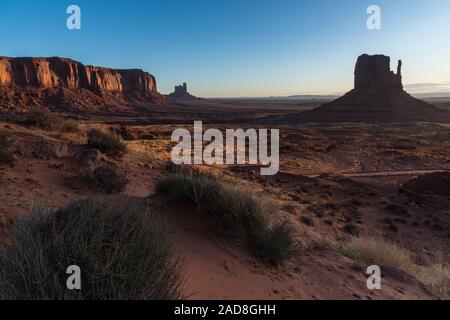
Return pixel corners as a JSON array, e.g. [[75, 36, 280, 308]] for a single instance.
[[86, 164, 128, 194], [0, 199, 184, 300], [87, 129, 127, 157], [156, 170, 297, 265], [24, 109, 80, 133]]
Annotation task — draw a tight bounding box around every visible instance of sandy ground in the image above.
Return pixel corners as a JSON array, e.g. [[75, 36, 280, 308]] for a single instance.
[[1, 118, 449, 300]]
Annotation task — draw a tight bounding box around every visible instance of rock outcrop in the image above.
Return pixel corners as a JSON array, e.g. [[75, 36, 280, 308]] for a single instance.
[[168, 82, 201, 100], [0, 57, 165, 111], [354, 54, 403, 91], [276, 54, 450, 123]]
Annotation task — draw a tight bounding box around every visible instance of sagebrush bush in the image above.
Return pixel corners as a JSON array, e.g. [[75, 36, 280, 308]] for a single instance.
[[0, 199, 184, 300], [0, 134, 16, 166], [86, 164, 128, 194], [156, 170, 297, 265], [87, 129, 127, 157], [25, 109, 80, 133]]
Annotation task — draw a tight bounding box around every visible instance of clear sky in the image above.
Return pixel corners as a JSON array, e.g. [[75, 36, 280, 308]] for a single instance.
[[1, 0, 449, 97]]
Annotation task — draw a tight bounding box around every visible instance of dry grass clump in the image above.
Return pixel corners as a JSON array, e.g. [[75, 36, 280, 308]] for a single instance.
[[319, 236, 450, 299], [0, 199, 184, 300], [348, 237, 414, 272], [86, 164, 128, 194], [87, 128, 127, 157], [25, 109, 80, 133], [0, 134, 16, 166], [156, 170, 297, 265], [416, 264, 450, 299], [137, 151, 164, 168]]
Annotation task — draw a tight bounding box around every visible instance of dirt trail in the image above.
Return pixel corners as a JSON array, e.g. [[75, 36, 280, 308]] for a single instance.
[[307, 169, 450, 178]]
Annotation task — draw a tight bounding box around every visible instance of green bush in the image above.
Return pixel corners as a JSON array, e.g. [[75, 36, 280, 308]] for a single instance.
[[24, 109, 80, 133], [156, 171, 297, 265], [0, 199, 184, 300], [87, 129, 127, 157], [0, 134, 16, 166], [86, 164, 128, 194]]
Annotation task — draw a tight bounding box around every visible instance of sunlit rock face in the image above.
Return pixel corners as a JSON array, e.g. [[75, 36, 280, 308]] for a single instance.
[[0, 57, 158, 93], [0, 57, 164, 110]]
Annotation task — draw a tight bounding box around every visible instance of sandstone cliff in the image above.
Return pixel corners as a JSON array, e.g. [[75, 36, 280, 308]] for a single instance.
[[0, 57, 165, 111]]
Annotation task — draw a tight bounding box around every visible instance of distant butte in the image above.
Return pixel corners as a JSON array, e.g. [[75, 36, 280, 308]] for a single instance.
[[168, 82, 201, 101], [278, 54, 450, 123], [0, 57, 165, 112]]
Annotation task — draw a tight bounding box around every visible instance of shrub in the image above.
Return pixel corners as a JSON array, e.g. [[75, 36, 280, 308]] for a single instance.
[[87, 129, 126, 157], [156, 170, 297, 265], [251, 220, 297, 265], [0, 135, 16, 166], [86, 164, 128, 194], [24, 109, 80, 133], [0, 199, 184, 300]]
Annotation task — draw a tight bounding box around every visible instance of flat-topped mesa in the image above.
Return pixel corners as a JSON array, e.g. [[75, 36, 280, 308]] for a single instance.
[[354, 54, 403, 91], [0, 57, 158, 94], [0, 57, 166, 110]]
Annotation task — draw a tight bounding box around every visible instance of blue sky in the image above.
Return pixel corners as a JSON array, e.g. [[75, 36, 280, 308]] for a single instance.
[[0, 0, 449, 97]]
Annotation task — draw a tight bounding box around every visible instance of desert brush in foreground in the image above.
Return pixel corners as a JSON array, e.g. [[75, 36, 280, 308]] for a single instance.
[[156, 170, 297, 265], [0, 199, 184, 300], [317, 237, 450, 299]]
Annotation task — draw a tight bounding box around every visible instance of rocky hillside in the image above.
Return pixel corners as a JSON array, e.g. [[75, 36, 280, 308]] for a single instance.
[[0, 57, 165, 112]]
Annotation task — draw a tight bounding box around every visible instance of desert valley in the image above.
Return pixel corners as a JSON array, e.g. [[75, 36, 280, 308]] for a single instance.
[[0, 53, 449, 300]]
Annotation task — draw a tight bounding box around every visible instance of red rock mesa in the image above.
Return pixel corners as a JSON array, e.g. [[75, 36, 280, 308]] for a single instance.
[[0, 57, 165, 111]]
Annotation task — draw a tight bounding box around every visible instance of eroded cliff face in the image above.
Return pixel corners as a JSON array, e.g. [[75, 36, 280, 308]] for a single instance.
[[0, 57, 164, 111]]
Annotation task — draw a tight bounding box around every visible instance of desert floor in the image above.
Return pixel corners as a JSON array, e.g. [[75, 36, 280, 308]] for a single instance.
[[1, 99, 449, 300]]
